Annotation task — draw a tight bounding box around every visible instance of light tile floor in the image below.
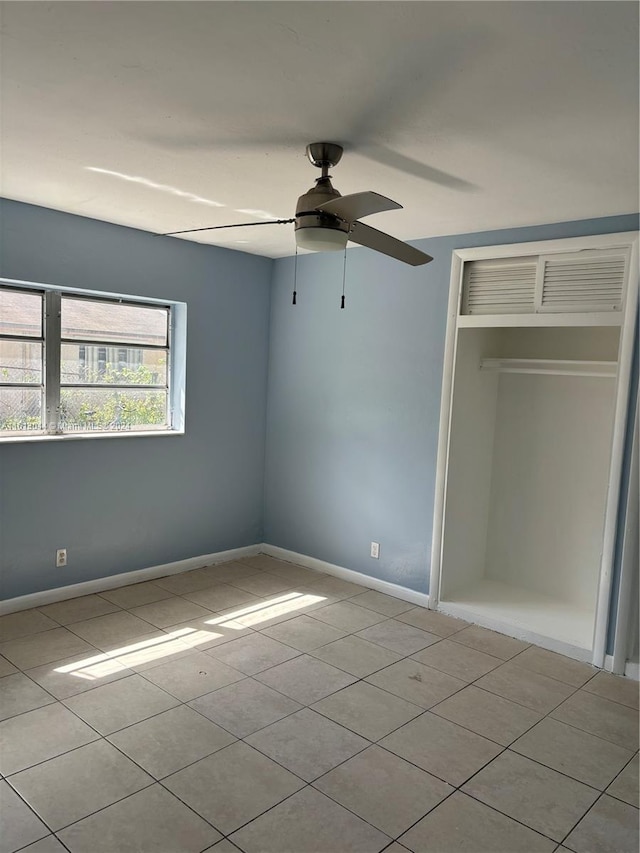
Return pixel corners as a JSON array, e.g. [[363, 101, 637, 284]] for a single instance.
[[0, 554, 638, 853]]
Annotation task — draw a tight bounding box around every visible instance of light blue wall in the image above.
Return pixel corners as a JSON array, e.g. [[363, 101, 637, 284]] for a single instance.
[[2, 201, 637, 607], [264, 213, 639, 595], [0, 199, 273, 600]]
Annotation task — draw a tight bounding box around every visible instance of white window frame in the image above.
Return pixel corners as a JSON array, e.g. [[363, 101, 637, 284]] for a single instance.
[[0, 277, 186, 442]]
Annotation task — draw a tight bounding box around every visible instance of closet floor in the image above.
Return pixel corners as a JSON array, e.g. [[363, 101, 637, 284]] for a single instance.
[[1, 554, 638, 853], [441, 577, 595, 652]]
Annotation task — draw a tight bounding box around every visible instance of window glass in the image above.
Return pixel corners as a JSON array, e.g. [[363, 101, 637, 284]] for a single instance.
[[61, 298, 168, 346], [0, 388, 42, 434], [61, 344, 167, 386], [59, 388, 167, 432], [0, 289, 42, 337], [59, 297, 170, 432], [0, 340, 43, 383], [0, 287, 44, 434]]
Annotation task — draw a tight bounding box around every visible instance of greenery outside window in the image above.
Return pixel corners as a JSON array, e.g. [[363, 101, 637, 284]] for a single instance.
[[0, 281, 184, 438]]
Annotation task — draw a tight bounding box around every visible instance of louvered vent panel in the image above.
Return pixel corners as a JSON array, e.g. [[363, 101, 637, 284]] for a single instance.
[[540, 252, 626, 312], [462, 259, 537, 315]]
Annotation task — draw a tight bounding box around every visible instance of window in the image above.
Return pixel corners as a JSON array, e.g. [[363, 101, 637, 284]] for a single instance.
[[0, 288, 44, 433], [0, 281, 185, 438]]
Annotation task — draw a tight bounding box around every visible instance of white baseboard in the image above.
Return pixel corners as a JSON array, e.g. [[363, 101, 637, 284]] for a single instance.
[[260, 544, 430, 608], [0, 544, 262, 615], [625, 661, 640, 680], [7, 537, 635, 681], [604, 655, 640, 681], [1, 542, 428, 617]]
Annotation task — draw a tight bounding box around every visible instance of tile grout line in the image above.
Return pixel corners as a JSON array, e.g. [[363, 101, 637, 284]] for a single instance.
[[3, 624, 634, 766], [4, 695, 237, 845], [0, 671, 59, 722], [3, 606, 634, 772], [2, 569, 637, 852], [172, 635, 628, 847], [394, 658, 636, 845], [3, 681, 169, 844], [502, 643, 601, 687], [423, 653, 639, 752], [373, 661, 602, 848], [303, 698, 576, 849], [5, 592, 397, 756], [555, 788, 614, 850], [5, 647, 634, 853], [13, 830, 74, 853], [605, 749, 640, 793], [6, 639, 460, 846], [340, 638, 635, 843], [4, 739, 636, 849], [4, 595, 403, 846]]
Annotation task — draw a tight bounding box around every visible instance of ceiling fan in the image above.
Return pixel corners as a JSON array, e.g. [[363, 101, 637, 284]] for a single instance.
[[159, 142, 433, 266]]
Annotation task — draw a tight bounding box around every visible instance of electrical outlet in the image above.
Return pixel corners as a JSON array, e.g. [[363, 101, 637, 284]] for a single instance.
[[56, 548, 67, 568], [370, 541, 380, 559]]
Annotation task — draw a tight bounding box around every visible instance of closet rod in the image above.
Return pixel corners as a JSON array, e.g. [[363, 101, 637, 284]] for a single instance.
[[479, 358, 617, 378]]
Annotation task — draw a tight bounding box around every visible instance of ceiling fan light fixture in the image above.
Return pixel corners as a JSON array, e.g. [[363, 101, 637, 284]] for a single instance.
[[295, 226, 349, 253]]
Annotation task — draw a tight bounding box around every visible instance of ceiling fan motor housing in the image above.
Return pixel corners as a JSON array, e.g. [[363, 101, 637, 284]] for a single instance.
[[295, 174, 349, 251]]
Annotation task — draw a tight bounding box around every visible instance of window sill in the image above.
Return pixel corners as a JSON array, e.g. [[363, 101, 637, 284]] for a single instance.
[[0, 429, 185, 445]]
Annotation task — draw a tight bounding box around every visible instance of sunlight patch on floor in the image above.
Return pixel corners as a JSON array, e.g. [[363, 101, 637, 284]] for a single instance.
[[53, 626, 220, 680], [205, 591, 327, 628], [51, 590, 327, 681]]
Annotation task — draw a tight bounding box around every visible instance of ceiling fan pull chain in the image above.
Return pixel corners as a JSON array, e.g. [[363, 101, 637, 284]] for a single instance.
[[340, 245, 347, 309], [292, 246, 299, 305]]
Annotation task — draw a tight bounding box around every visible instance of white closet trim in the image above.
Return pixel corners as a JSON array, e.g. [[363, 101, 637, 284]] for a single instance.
[[592, 234, 639, 667], [453, 232, 638, 262], [610, 384, 639, 674]]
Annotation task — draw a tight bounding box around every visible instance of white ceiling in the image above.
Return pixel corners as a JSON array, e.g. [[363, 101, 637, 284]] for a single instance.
[[1, 1, 638, 258]]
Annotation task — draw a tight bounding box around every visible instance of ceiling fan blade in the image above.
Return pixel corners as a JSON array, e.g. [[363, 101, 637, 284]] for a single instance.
[[348, 221, 432, 266], [316, 191, 402, 222], [158, 218, 294, 237]]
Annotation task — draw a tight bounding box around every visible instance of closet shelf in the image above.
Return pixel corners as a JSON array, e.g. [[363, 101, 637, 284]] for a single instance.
[[480, 358, 617, 378]]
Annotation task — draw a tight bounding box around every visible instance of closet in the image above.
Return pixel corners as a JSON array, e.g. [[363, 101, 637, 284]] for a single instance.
[[431, 233, 638, 666]]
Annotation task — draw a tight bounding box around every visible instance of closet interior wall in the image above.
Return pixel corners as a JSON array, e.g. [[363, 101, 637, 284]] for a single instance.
[[441, 325, 620, 653]]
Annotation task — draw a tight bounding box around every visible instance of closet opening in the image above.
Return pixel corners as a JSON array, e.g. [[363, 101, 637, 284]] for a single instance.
[[440, 326, 620, 655], [431, 232, 638, 666]]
